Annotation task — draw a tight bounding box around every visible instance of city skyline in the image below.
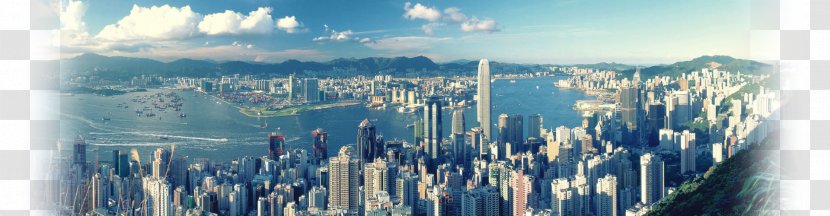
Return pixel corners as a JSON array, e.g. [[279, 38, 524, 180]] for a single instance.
[[59, 0, 753, 64]]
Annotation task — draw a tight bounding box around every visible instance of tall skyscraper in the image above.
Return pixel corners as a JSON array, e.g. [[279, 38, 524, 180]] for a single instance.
[[152, 147, 171, 179], [358, 119, 382, 164], [619, 80, 640, 145], [640, 153, 665, 205], [303, 78, 320, 102], [329, 146, 360, 213], [73, 135, 86, 173], [528, 114, 543, 139], [423, 96, 443, 161], [287, 74, 298, 100], [112, 150, 129, 178], [596, 174, 618, 216], [680, 130, 696, 174], [477, 59, 492, 140], [268, 130, 286, 160], [312, 128, 328, 162], [452, 109, 466, 136], [497, 113, 523, 158], [414, 118, 424, 147]]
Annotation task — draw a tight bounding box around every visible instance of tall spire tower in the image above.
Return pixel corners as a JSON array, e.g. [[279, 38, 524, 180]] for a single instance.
[[477, 59, 492, 140]]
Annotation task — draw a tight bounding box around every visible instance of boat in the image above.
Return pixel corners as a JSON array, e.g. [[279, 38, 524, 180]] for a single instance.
[[405, 123, 415, 128], [160, 136, 169, 140], [260, 119, 268, 128], [509, 80, 517, 83], [179, 113, 187, 118]]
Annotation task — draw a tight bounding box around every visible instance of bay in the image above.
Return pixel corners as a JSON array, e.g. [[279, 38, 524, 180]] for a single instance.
[[60, 76, 593, 162]]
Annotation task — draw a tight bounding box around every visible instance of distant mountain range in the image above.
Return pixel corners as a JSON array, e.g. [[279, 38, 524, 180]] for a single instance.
[[62, 53, 771, 80]]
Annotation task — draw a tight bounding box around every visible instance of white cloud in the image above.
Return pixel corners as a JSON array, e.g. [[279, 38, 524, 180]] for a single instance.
[[96, 4, 202, 41], [403, 2, 441, 22], [313, 26, 356, 42], [461, 17, 499, 32], [198, 7, 274, 35], [61, 0, 87, 31], [363, 36, 449, 51], [276, 16, 306, 33], [402, 3, 499, 34], [443, 7, 467, 23]]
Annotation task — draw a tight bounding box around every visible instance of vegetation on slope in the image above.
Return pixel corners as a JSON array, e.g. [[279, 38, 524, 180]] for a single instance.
[[645, 133, 779, 216]]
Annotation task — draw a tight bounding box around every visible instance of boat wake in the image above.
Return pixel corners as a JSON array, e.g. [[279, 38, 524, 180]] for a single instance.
[[89, 131, 229, 142]]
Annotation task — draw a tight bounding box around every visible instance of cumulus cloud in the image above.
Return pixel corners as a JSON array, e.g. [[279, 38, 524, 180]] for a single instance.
[[198, 7, 275, 35], [442, 7, 467, 23], [403, 3, 499, 34], [96, 4, 202, 41], [61, 0, 87, 32], [461, 17, 499, 32], [313, 25, 359, 42], [403, 2, 441, 22], [276, 16, 307, 33]]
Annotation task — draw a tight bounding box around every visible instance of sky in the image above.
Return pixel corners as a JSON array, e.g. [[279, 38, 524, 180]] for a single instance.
[[59, 0, 753, 64]]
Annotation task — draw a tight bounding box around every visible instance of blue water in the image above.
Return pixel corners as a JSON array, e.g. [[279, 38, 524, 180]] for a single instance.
[[60, 76, 593, 162]]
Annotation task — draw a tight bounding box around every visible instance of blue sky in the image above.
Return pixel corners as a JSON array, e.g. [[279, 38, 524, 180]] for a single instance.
[[60, 0, 752, 64]]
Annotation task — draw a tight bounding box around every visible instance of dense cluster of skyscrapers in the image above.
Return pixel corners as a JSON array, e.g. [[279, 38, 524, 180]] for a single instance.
[[59, 59, 778, 216]]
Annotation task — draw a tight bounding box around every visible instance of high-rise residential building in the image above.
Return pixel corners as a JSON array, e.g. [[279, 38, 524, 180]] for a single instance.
[[666, 91, 691, 129], [308, 186, 327, 210], [510, 170, 533, 216], [365, 158, 397, 204], [152, 147, 171, 179], [596, 174, 618, 216], [423, 96, 443, 162], [91, 173, 107, 211], [712, 143, 724, 165], [461, 186, 499, 216], [358, 118, 382, 165], [680, 130, 696, 174], [452, 109, 466, 136], [329, 146, 360, 213], [396, 172, 419, 216], [477, 59, 492, 140], [640, 153, 665, 205], [551, 178, 574, 216], [143, 177, 172, 216], [528, 114, 543, 139]]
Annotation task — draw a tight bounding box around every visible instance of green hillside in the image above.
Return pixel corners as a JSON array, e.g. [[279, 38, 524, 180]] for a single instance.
[[645, 133, 778, 216], [620, 55, 773, 80]]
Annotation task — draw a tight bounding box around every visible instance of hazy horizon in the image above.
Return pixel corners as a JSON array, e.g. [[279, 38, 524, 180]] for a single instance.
[[60, 0, 753, 65]]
